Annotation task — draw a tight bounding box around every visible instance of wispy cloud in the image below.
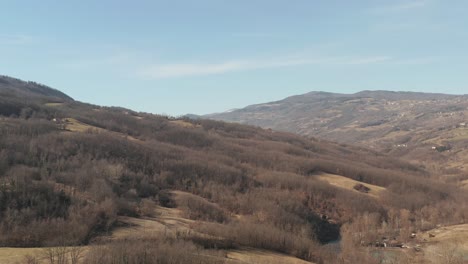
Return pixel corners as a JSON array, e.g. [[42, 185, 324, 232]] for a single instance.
[[138, 56, 392, 79], [0, 34, 34, 45], [230, 32, 276, 38], [60, 51, 434, 80], [369, 0, 428, 13]]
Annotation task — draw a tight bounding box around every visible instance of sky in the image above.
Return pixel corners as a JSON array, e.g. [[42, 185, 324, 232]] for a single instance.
[[1, 0, 468, 116]]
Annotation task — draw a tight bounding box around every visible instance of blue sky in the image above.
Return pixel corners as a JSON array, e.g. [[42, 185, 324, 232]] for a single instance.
[[1, 0, 468, 115]]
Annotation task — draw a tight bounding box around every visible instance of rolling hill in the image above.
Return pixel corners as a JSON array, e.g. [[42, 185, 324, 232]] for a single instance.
[[0, 75, 73, 101], [206, 90, 468, 180], [1, 79, 468, 263]]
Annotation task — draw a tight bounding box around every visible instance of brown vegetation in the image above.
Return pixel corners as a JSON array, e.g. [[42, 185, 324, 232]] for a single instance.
[[207, 90, 468, 181], [1, 76, 468, 263]]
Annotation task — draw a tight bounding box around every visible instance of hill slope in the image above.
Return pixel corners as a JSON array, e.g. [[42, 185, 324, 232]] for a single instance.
[[0, 75, 73, 118], [0, 75, 73, 101], [1, 81, 467, 263], [206, 90, 468, 177]]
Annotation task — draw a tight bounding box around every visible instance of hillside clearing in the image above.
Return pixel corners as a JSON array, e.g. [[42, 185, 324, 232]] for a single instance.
[[62, 117, 140, 141], [44, 102, 64, 107], [423, 224, 468, 246], [62, 118, 103, 133], [315, 173, 386, 198], [461, 179, 468, 190], [110, 206, 194, 240], [421, 224, 468, 262], [170, 119, 199, 128], [226, 248, 315, 264]]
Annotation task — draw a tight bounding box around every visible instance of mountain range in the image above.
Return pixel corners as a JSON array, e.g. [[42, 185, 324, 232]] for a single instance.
[[206, 90, 468, 180]]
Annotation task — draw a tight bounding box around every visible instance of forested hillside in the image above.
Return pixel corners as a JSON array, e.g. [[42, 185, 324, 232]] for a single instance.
[[1, 77, 468, 263], [206, 91, 468, 183]]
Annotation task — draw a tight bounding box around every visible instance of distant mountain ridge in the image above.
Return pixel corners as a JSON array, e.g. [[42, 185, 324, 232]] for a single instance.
[[241, 90, 460, 106], [206, 90, 468, 176]]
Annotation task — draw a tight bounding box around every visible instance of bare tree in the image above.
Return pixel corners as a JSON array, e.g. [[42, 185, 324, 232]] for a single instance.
[[69, 246, 85, 264], [22, 255, 39, 264], [43, 247, 68, 264]]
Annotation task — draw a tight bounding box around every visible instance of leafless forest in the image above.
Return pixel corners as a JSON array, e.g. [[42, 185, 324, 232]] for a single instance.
[[1, 76, 468, 263]]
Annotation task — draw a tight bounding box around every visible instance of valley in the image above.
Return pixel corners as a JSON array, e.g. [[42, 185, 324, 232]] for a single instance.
[[1, 76, 468, 263]]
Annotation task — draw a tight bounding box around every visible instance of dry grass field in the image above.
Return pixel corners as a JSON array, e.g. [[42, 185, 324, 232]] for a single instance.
[[226, 249, 315, 264], [0, 247, 45, 264], [61, 117, 140, 141], [315, 173, 386, 198], [62, 118, 103, 133], [44, 102, 64, 107], [0, 246, 89, 264], [110, 205, 194, 240], [420, 224, 468, 263], [170, 119, 200, 128]]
